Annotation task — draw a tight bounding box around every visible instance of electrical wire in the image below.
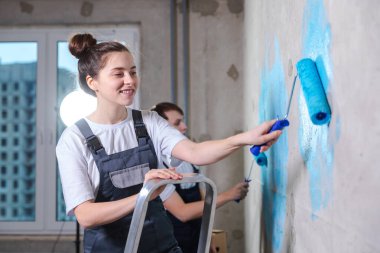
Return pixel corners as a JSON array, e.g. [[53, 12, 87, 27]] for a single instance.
[[51, 220, 65, 253]]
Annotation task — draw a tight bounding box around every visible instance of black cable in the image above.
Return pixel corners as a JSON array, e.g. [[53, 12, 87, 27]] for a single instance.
[[75, 220, 80, 253], [51, 220, 65, 253]]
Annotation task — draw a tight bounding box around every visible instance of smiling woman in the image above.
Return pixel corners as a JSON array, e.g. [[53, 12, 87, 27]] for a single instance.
[[84, 50, 139, 116], [56, 33, 186, 253]]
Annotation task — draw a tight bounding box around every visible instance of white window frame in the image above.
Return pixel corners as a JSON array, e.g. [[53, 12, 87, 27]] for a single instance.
[[0, 25, 140, 234]]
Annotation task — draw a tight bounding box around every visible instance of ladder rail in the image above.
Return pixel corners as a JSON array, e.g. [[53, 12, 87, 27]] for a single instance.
[[124, 173, 217, 253]]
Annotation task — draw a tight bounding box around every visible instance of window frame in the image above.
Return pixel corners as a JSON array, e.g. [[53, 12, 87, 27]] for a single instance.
[[0, 25, 140, 234]]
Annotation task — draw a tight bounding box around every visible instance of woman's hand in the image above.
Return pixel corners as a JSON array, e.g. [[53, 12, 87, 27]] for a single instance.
[[144, 168, 183, 182], [243, 119, 282, 152], [144, 168, 183, 200]]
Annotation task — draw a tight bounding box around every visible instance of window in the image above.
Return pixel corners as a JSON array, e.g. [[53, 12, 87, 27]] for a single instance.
[[0, 26, 140, 234], [0, 41, 38, 228]]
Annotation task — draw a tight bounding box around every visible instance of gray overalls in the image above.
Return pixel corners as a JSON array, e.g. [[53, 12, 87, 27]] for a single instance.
[[76, 110, 182, 253]]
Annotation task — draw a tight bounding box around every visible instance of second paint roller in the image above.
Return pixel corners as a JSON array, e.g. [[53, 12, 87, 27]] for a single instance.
[[250, 57, 331, 156]]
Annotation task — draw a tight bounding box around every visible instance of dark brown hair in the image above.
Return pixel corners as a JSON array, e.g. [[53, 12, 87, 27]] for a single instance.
[[151, 102, 184, 119], [68, 33, 130, 96]]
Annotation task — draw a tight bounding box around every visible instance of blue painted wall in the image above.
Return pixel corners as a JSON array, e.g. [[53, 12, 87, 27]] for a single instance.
[[299, 0, 336, 217], [254, 0, 343, 251], [259, 38, 289, 253]]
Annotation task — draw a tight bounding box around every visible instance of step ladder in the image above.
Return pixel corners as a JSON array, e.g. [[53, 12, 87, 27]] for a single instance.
[[124, 173, 217, 253]]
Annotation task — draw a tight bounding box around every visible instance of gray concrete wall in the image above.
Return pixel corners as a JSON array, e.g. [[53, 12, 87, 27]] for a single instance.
[[187, 1, 245, 252], [244, 0, 380, 252], [0, 0, 245, 252]]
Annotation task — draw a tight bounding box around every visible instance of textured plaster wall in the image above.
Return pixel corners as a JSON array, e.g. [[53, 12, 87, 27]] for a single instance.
[[0, 0, 245, 252], [244, 0, 380, 252], [179, 1, 246, 252]]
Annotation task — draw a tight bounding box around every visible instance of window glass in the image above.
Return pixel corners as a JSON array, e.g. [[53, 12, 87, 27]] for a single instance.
[[0, 42, 37, 221], [56, 42, 78, 221]]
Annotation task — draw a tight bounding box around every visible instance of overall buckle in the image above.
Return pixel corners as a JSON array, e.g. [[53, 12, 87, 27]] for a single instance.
[[86, 135, 104, 153]]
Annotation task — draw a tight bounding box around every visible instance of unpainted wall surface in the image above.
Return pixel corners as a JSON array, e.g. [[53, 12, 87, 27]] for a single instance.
[[244, 0, 380, 252], [179, 1, 246, 252]]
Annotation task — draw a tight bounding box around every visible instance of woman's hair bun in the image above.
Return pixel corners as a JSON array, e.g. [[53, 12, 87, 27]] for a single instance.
[[68, 33, 97, 59]]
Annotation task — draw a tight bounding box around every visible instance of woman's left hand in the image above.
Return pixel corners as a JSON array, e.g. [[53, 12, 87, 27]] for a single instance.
[[144, 168, 183, 182], [144, 168, 183, 200]]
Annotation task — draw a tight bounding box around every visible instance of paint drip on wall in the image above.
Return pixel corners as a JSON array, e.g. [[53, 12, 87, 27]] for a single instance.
[[299, 0, 335, 218], [259, 38, 288, 253]]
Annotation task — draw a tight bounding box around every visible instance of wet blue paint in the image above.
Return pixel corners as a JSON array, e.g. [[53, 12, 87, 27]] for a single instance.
[[259, 38, 288, 252], [300, 0, 335, 218], [315, 55, 330, 91]]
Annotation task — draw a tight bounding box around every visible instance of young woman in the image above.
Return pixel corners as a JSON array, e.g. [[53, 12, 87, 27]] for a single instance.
[[56, 33, 282, 253]]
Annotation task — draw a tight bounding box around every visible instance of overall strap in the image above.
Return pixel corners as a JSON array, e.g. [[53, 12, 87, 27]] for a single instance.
[[132, 109, 150, 146], [75, 119, 107, 158]]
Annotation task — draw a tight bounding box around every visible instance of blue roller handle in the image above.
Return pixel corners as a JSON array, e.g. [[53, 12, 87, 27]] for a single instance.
[[250, 119, 290, 156]]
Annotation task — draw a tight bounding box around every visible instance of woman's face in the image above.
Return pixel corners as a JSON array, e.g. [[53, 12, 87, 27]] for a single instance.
[[164, 110, 187, 134], [90, 51, 138, 107]]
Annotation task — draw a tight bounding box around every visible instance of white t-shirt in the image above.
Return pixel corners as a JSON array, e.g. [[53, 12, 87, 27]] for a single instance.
[[56, 108, 187, 215]]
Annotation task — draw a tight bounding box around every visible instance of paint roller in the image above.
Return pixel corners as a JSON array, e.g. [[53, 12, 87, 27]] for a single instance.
[[250, 58, 331, 157], [296, 58, 331, 125], [237, 58, 331, 203]]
